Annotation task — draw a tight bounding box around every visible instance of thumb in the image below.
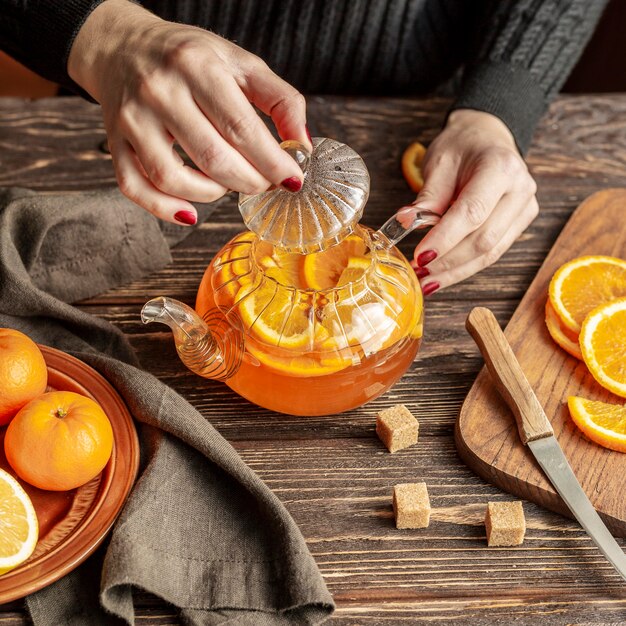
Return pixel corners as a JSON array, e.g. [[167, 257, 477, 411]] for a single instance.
[[413, 156, 457, 215], [239, 59, 311, 151]]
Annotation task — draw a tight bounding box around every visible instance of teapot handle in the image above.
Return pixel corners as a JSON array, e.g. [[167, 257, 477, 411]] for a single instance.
[[374, 205, 441, 250]]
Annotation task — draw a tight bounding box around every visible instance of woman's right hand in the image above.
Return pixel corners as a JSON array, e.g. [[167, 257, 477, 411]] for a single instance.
[[68, 0, 311, 225]]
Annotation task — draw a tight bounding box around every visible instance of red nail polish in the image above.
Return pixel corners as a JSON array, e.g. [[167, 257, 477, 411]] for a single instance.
[[281, 177, 302, 192], [417, 249, 437, 267], [305, 125, 312, 143], [174, 210, 197, 225], [414, 266, 430, 279], [422, 281, 440, 296]]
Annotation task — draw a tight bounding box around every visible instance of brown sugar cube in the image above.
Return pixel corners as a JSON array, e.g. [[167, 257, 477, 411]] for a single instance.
[[485, 501, 526, 547], [393, 482, 431, 529], [376, 404, 418, 453]]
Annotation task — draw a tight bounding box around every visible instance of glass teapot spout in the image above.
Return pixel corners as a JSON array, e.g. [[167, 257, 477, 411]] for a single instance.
[[141, 297, 242, 381]]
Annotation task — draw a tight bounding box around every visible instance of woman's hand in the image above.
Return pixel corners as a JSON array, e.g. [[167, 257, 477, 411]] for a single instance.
[[68, 0, 311, 225], [409, 109, 538, 295]]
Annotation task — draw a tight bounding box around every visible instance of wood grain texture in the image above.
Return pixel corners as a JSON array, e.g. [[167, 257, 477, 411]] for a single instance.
[[457, 190, 626, 537], [465, 307, 554, 444], [1, 95, 626, 624]]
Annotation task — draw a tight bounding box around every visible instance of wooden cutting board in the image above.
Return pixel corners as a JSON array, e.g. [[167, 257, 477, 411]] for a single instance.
[[455, 188, 626, 537]]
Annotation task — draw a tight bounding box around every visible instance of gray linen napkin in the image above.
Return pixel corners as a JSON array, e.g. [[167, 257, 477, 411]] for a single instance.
[[0, 187, 334, 625]]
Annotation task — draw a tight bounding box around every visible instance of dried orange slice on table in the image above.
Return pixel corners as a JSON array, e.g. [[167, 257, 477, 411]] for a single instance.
[[568, 396, 626, 453], [401, 141, 426, 193], [579, 296, 626, 398]]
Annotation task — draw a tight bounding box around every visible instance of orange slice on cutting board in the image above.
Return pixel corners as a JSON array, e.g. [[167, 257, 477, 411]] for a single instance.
[[548, 255, 626, 334], [568, 396, 626, 453], [544, 299, 582, 360], [579, 296, 626, 398]]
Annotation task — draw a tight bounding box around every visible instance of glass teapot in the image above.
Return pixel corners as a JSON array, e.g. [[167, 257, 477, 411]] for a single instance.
[[141, 138, 439, 415]]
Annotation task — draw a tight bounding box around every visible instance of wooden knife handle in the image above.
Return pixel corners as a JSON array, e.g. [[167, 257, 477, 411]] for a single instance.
[[466, 307, 554, 445]]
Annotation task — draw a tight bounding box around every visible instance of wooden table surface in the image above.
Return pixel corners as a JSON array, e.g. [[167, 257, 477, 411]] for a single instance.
[[1, 95, 626, 625]]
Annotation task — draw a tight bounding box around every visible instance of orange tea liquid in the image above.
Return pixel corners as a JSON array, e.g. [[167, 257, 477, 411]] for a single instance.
[[225, 336, 420, 415], [194, 279, 422, 415]]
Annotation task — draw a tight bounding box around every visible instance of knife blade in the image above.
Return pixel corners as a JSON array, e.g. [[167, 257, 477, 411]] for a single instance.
[[466, 306, 626, 581]]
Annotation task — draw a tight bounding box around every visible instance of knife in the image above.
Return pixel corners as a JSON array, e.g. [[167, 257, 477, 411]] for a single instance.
[[466, 306, 626, 581]]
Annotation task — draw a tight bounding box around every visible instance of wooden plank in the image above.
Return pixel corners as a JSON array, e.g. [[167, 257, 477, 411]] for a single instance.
[[229, 438, 626, 603], [331, 596, 626, 624], [0, 435, 609, 625]]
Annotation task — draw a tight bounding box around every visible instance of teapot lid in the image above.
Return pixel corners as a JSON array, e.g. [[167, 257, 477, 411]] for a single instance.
[[238, 137, 370, 254]]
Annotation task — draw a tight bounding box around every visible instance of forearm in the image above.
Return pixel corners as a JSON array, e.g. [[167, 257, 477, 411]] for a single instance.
[[451, 0, 609, 153], [0, 0, 105, 92]]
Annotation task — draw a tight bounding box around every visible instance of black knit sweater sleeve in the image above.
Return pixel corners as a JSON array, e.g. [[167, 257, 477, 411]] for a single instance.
[[0, 0, 105, 91], [450, 0, 608, 153]]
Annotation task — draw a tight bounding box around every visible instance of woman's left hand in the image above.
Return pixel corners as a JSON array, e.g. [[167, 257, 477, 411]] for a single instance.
[[408, 108, 539, 296]]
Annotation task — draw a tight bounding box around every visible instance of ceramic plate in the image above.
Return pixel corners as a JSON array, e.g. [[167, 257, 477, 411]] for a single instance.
[[0, 345, 139, 603]]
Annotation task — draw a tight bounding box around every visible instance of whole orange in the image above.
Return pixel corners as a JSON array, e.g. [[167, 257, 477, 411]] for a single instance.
[[0, 329, 48, 425], [5, 391, 114, 491]]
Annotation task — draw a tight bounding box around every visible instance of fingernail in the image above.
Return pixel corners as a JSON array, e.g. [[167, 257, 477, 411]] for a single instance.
[[414, 266, 430, 279], [305, 125, 312, 143], [422, 281, 440, 296], [281, 177, 302, 192], [174, 210, 197, 225], [416, 249, 437, 267]]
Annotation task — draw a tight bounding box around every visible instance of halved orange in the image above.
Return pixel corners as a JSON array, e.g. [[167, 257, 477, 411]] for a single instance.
[[549, 255, 626, 334], [0, 468, 38, 575], [401, 141, 426, 193], [568, 396, 626, 453], [579, 296, 626, 398], [544, 299, 582, 360]]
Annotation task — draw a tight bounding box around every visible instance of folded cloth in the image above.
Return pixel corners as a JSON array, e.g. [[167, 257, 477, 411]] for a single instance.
[[0, 187, 334, 625]]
